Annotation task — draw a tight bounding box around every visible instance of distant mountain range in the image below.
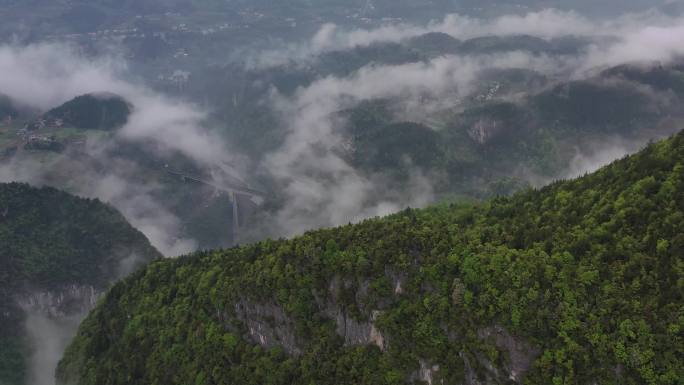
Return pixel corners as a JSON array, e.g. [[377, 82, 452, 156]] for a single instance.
[[4, 32, 684, 246]]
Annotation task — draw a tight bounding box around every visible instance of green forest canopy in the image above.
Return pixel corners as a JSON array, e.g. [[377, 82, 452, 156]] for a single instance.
[[0, 183, 161, 385], [45, 93, 131, 131], [59, 131, 684, 385]]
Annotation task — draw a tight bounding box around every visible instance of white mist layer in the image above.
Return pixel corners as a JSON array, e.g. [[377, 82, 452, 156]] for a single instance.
[[0, 43, 241, 256], [3, 8, 684, 244], [24, 311, 86, 385]]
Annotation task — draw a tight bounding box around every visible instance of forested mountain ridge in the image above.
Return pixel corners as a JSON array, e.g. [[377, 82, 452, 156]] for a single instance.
[[0, 182, 162, 385], [58, 130, 684, 385], [0, 90, 241, 252], [43, 93, 132, 131]]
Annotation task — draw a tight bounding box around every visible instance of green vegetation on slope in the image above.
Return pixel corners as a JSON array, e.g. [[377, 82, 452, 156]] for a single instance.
[[317, 63, 681, 199], [59, 131, 684, 385], [0, 183, 161, 385], [45, 93, 131, 131]]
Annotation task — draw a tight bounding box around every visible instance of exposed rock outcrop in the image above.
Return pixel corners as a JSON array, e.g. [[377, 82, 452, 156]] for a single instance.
[[229, 282, 538, 385], [233, 300, 302, 355], [468, 118, 501, 144], [324, 308, 385, 350], [478, 326, 540, 383], [16, 285, 101, 318], [231, 297, 388, 355], [411, 359, 441, 385], [229, 279, 540, 385]]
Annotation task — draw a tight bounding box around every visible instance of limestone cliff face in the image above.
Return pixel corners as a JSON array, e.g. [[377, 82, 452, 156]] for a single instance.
[[477, 326, 539, 383], [467, 118, 502, 145], [228, 273, 539, 385], [16, 285, 101, 318], [230, 299, 387, 356], [14, 285, 104, 385], [232, 300, 302, 356], [411, 359, 441, 385], [324, 308, 385, 350], [403, 326, 540, 385]]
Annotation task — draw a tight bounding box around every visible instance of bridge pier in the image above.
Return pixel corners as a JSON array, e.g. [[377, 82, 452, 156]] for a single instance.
[[231, 192, 239, 244]]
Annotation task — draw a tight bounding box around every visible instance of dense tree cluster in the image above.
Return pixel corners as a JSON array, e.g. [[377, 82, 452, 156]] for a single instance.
[[58, 131, 684, 384], [0, 183, 161, 385], [45, 94, 131, 131], [342, 63, 684, 199]]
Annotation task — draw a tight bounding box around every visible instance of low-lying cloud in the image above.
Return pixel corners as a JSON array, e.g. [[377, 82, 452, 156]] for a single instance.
[[24, 310, 85, 385], [0, 43, 235, 170], [261, 52, 569, 235], [4, 8, 684, 247], [1, 12, 684, 383], [247, 8, 684, 69], [0, 43, 238, 256], [585, 22, 684, 68], [253, 8, 684, 235]]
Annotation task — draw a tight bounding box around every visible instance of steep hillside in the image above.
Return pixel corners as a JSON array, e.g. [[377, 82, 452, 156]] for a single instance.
[[43, 93, 132, 131], [337, 61, 684, 197], [58, 131, 684, 385], [0, 92, 240, 251], [0, 183, 161, 385]]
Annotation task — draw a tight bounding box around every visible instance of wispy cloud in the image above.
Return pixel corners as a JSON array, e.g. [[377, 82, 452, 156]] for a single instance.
[[252, 8, 684, 236], [4, 8, 684, 244], [0, 43, 240, 256], [259, 52, 569, 235], [245, 9, 684, 69]]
